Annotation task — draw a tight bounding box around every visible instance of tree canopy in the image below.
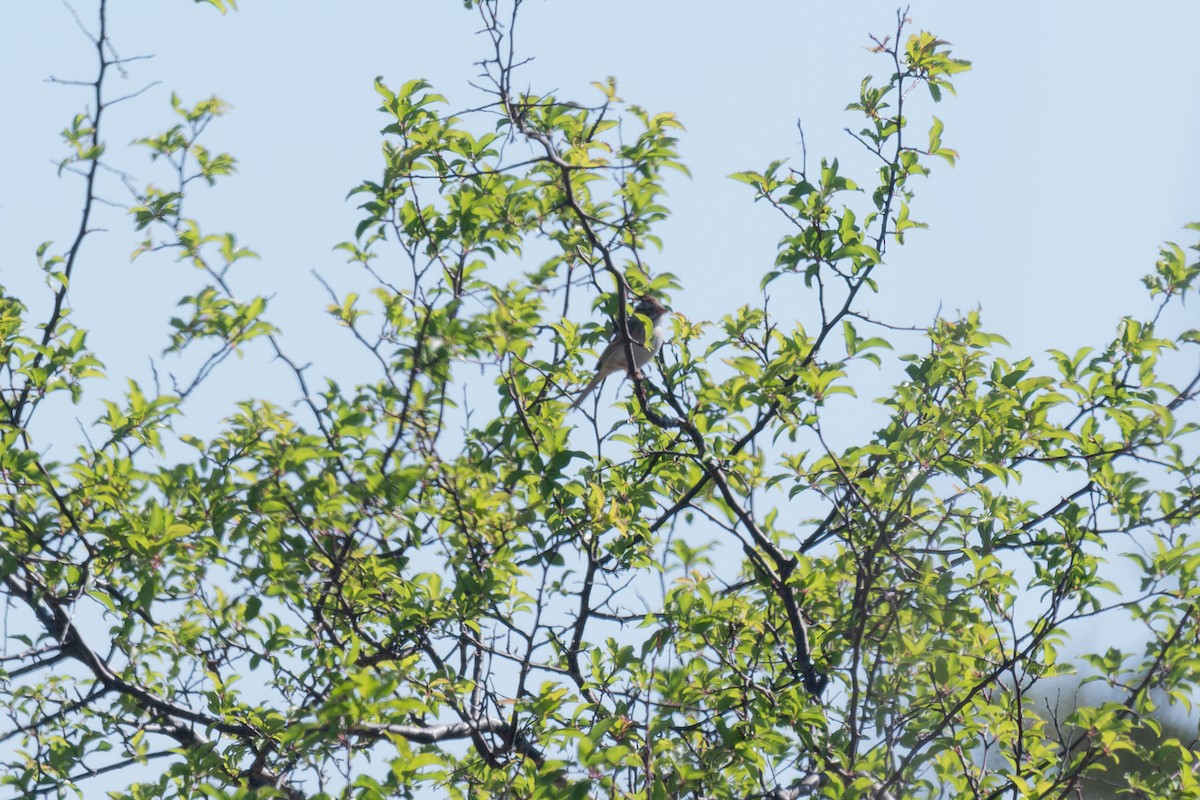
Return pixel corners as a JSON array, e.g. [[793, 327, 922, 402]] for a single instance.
[[2, 2, 1199, 799]]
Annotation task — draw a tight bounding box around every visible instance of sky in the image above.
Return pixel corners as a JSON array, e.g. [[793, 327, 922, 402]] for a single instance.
[[1, 1, 1199, 795], [5, 0, 1200, 611], [3, 2, 1198, 430]]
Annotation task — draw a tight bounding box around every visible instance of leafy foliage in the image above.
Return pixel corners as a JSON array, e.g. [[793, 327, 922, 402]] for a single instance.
[[2, 3, 1198, 800]]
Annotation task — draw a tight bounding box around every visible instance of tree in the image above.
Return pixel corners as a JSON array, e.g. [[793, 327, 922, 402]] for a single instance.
[[2, 1, 1198, 798]]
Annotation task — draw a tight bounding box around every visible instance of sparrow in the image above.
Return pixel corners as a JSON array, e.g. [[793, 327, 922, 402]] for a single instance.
[[571, 295, 668, 409]]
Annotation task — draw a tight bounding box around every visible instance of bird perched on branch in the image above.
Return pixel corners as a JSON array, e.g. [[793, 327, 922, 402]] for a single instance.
[[570, 294, 668, 409]]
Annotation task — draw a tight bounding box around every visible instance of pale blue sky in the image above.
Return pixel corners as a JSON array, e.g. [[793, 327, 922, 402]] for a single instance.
[[1, 3, 1198, 795], [3, 3, 1198, 431]]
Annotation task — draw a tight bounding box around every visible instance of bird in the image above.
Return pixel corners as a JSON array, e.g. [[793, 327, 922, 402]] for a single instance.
[[570, 294, 668, 409]]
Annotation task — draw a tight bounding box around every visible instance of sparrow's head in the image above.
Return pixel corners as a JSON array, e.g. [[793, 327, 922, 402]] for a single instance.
[[633, 295, 667, 320]]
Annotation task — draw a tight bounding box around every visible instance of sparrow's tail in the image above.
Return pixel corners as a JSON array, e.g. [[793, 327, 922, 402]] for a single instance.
[[569, 373, 604, 409]]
